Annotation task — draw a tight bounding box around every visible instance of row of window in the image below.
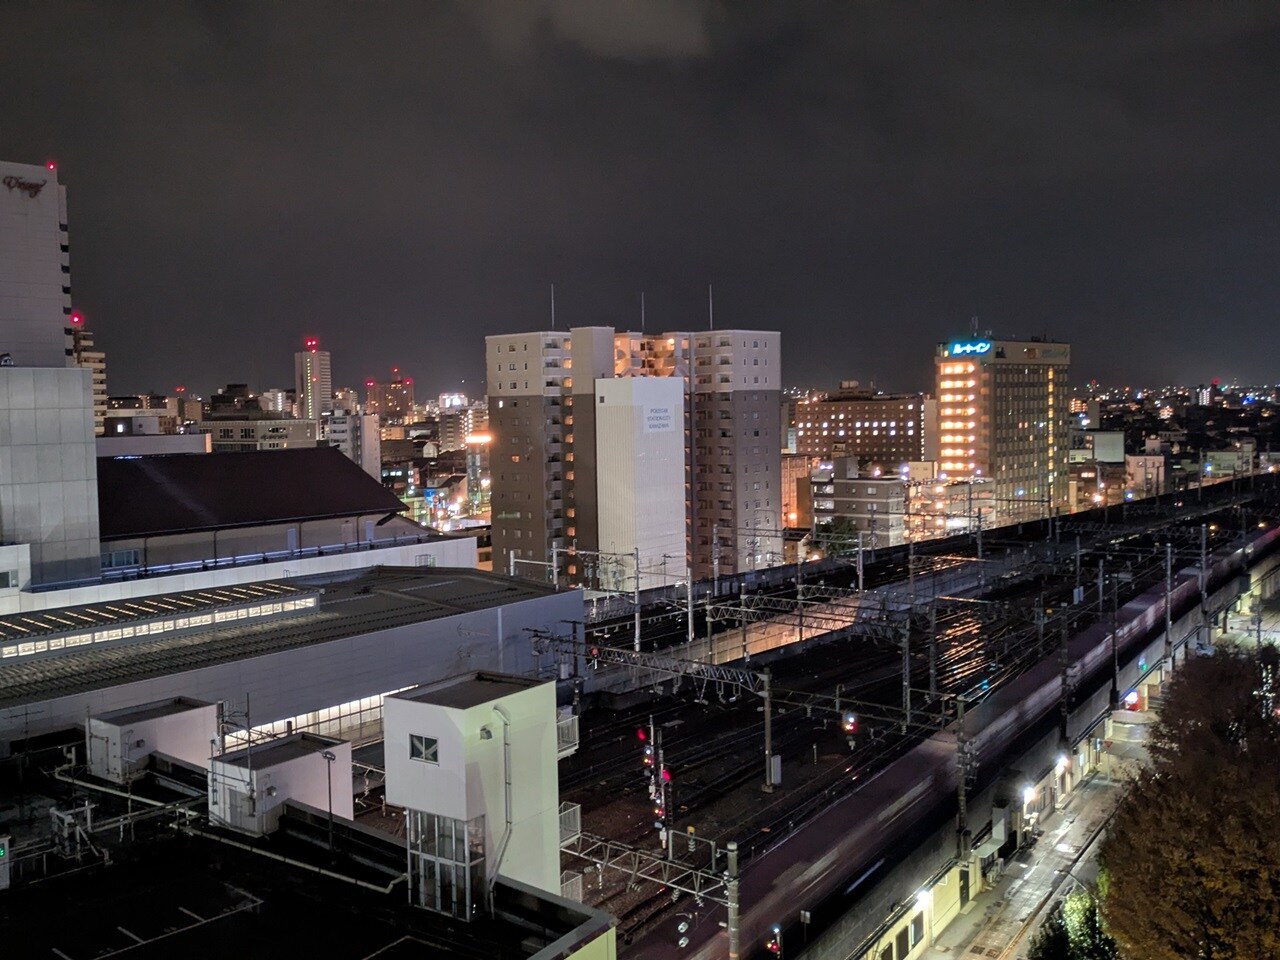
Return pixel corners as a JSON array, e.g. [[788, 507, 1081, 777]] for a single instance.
[[0, 598, 317, 661]]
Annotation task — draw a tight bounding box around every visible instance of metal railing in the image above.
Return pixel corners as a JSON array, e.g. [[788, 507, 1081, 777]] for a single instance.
[[556, 714, 580, 759], [558, 801, 581, 846]]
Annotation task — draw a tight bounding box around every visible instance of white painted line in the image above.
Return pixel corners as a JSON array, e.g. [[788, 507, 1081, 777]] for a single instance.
[[51, 948, 75, 960], [117, 927, 145, 944], [178, 906, 204, 922]]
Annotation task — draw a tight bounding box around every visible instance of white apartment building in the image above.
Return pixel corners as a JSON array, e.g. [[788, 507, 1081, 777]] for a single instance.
[[294, 337, 333, 420]]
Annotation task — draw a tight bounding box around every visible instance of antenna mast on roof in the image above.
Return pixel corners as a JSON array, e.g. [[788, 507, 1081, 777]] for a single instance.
[[708, 283, 714, 330], [641, 291, 646, 333], [971, 315, 979, 337], [550, 284, 556, 330]]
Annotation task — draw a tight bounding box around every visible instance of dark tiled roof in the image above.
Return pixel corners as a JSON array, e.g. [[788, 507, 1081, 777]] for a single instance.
[[97, 446, 405, 540]]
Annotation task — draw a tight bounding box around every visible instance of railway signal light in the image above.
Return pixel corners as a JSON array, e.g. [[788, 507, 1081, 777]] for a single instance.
[[590, 646, 600, 668], [842, 712, 857, 733], [767, 925, 782, 955], [636, 727, 646, 741], [643, 745, 655, 766], [660, 766, 672, 783]]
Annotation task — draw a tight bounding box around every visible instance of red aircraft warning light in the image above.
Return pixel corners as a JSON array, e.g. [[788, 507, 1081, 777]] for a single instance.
[[69, 310, 85, 327]]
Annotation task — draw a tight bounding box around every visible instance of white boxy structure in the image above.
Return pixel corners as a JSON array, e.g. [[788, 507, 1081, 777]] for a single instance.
[[384, 672, 560, 919], [208, 732, 353, 837], [86, 697, 218, 784]]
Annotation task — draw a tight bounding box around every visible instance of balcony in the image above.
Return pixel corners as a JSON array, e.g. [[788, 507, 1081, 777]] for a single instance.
[[559, 801, 582, 845], [556, 713, 580, 759]]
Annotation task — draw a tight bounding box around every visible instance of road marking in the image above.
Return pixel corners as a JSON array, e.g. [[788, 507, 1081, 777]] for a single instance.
[[51, 949, 75, 960], [117, 927, 145, 944], [178, 907, 204, 922]]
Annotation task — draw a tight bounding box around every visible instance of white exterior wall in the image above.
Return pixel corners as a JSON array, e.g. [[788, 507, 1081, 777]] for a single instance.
[[594, 378, 686, 590], [0, 535, 477, 615], [210, 738, 353, 836], [0, 160, 70, 367], [384, 680, 560, 895], [0, 366, 101, 586], [87, 700, 218, 782]]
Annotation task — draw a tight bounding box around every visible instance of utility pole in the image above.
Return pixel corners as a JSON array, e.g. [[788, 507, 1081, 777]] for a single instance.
[[633, 547, 642, 653], [929, 600, 938, 699], [856, 531, 865, 592], [1199, 523, 1208, 607], [551, 545, 560, 589], [761, 668, 774, 793], [956, 697, 971, 861], [726, 841, 741, 960], [686, 567, 694, 646], [1097, 559, 1105, 617], [901, 625, 911, 734], [796, 557, 804, 645], [739, 585, 749, 661], [1165, 542, 1174, 668], [712, 523, 720, 597]]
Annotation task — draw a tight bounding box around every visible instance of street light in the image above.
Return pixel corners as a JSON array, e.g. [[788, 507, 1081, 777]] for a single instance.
[[321, 749, 337, 853]]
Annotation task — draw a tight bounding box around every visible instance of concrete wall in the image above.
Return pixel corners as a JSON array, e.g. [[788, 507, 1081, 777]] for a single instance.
[[88, 700, 218, 782], [210, 737, 353, 836], [0, 366, 101, 586], [595, 377, 686, 590], [1, 588, 583, 748], [385, 680, 561, 896], [96, 433, 211, 456]]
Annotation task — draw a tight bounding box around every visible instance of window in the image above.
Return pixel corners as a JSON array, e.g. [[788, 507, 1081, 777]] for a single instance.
[[410, 734, 439, 763], [0, 571, 15, 589], [910, 911, 925, 946]]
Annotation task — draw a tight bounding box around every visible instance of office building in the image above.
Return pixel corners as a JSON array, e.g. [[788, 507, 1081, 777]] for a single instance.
[[259, 387, 294, 415], [0, 159, 72, 367], [294, 336, 332, 420], [486, 326, 781, 583], [367, 367, 415, 425], [199, 417, 318, 452], [792, 384, 937, 468], [935, 336, 1070, 524]]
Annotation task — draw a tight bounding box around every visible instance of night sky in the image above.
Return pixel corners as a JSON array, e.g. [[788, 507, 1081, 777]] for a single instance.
[[4, 2, 1279, 398]]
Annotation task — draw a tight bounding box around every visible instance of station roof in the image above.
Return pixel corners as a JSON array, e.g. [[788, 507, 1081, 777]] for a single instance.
[[96, 446, 407, 540], [0, 567, 559, 710], [0, 580, 306, 643]]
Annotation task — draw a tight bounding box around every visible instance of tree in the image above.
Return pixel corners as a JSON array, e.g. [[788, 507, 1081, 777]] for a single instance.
[[1027, 890, 1117, 960], [1099, 644, 1280, 960]]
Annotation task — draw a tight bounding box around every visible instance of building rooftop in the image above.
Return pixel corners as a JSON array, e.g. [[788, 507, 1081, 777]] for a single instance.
[[0, 567, 558, 710], [96, 445, 408, 540], [218, 732, 342, 769], [94, 696, 213, 726], [393, 672, 543, 710]]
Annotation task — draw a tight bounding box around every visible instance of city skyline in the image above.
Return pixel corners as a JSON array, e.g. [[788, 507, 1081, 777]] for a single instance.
[[4, 4, 1279, 396]]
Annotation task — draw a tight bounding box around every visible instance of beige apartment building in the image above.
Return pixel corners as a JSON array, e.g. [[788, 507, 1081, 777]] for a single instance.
[[486, 326, 782, 586]]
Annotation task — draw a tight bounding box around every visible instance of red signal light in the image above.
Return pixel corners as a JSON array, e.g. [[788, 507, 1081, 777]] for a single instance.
[[660, 767, 671, 783], [636, 727, 646, 741]]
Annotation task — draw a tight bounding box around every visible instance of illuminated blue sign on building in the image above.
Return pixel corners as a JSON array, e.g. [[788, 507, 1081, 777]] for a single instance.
[[949, 340, 992, 356]]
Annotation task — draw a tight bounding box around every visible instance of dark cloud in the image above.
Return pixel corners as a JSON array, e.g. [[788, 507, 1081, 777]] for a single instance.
[[2, 2, 1278, 397]]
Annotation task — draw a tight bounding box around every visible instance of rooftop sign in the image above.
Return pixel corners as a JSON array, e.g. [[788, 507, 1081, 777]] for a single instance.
[[948, 340, 992, 356]]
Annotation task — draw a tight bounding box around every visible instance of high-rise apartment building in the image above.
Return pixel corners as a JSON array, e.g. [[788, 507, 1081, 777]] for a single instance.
[[486, 326, 781, 584], [935, 336, 1070, 524], [294, 337, 332, 420], [792, 384, 937, 466], [366, 367, 415, 425], [69, 313, 107, 435]]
